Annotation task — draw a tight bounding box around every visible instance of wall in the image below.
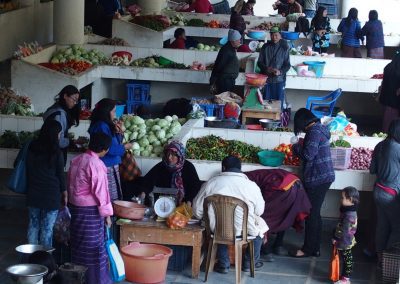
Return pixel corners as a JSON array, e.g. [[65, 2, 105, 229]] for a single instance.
[[340, 0, 400, 22], [0, 0, 53, 61]]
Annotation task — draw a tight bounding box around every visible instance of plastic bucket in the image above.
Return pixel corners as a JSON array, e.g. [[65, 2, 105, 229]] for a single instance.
[[303, 61, 326, 78], [121, 242, 173, 283], [115, 105, 125, 119]]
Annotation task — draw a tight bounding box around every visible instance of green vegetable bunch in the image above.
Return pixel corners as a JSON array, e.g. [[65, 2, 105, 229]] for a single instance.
[[330, 137, 351, 148], [186, 135, 261, 163]]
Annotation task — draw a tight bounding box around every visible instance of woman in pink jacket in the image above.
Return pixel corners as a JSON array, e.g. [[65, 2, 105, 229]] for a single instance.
[[68, 132, 113, 284]]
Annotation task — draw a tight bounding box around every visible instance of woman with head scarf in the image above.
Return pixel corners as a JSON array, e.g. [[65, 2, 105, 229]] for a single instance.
[[230, 0, 246, 40], [338, 8, 364, 58], [379, 51, 400, 132], [370, 119, 400, 266], [140, 141, 201, 204], [241, 0, 255, 16], [289, 108, 335, 258]]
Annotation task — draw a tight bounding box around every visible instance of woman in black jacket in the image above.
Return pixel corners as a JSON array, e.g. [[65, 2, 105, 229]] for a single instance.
[[230, 0, 246, 41], [26, 120, 66, 248]]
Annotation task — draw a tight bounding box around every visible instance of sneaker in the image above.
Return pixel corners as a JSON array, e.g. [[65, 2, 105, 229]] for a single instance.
[[242, 261, 264, 272], [334, 276, 351, 284]]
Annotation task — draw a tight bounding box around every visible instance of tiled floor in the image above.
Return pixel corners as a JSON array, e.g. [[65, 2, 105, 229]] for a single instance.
[[0, 206, 382, 284]]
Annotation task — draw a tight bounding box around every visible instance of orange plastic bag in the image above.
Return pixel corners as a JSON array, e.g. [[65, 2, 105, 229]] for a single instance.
[[329, 245, 340, 282]]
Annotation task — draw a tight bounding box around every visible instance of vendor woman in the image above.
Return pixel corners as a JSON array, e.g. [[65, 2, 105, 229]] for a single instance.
[[136, 141, 201, 204]]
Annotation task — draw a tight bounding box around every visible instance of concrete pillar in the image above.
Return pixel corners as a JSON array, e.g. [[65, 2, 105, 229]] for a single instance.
[[53, 0, 84, 45]]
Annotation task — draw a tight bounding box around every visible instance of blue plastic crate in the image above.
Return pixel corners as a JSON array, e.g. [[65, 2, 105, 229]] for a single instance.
[[326, 5, 338, 15], [199, 104, 215, 117], [215, 104, 225, 119], [126, 81, 151, 102], [167, 245, 191, 271], [126, 101, 150, 114], [318, 0, 336, 5]]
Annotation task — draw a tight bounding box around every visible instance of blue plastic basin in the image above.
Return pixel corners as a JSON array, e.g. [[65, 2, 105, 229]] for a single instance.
[[281, 31, 299, 40], [247, 30, 266, 40], [303, 61, 326, 78]]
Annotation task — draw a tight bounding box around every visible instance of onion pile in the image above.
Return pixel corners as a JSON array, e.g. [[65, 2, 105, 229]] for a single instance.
[[349, 147, 373, 170]]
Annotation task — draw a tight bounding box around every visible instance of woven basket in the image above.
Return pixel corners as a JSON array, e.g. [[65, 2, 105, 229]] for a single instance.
[[382, 243, 400, 283]]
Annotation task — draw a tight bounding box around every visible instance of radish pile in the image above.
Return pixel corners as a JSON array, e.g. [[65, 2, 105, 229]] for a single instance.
[[349, 147, 373, 170]]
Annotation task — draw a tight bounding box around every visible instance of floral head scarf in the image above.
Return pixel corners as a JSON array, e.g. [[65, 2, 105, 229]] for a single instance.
[[162, 141, 186, 203]]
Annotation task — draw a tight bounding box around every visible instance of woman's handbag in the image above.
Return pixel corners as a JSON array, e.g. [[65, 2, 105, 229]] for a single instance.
[[105, 227, 125, 282], [7, 141, 31, 194], [329, 245, 340, 282], [119, 151, 141, 181]]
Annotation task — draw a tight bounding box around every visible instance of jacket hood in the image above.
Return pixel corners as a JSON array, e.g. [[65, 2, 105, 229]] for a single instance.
[[43, 104, 65, 121], [312, 122, 331, 139]]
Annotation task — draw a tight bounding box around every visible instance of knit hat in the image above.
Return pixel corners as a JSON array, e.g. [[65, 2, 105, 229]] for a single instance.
[[228, 29, 241, 41], [270, 26, 281, 33]]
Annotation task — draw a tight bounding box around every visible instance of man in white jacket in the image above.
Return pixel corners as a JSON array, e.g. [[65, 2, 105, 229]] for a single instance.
[[193, 156, 268, 274]]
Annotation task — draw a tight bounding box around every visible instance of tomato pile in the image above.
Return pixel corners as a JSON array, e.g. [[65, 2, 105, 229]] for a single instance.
[[39, 60, 92, 75], [274, 143, 301, 166], [207, 20, 220, 28]]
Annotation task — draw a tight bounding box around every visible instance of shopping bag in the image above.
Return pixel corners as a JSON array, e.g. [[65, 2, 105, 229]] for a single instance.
[[119, 151, 141, 181], [7, 141, 31, 194], [281, 107, 291, 127], [105, 227, 125, 282], [329, 245, 340, 282], [53, 207, 71, 245]]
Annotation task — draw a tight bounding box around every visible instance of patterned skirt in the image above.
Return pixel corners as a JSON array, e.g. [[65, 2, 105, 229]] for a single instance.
[[69, 205, 112, 284], [107, 165, 122, 201], [367, 47, 384, 59]]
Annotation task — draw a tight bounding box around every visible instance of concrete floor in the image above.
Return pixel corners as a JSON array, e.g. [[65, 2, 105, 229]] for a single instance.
[[0, 206, 382, 284]]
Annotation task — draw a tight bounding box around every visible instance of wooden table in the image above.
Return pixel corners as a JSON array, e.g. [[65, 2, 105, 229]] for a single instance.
[[119, 219, 205, 279], [241, 101, 282, 124]]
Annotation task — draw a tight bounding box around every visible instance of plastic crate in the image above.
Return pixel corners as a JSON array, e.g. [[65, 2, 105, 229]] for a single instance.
[[126, 81, 151, 102], [326, 5, 338, 15], [330, 147, 352, 170], [318, 0, 336, 5], [126, 101, 150, 114], [382, 244, 400, 283], [199, 104, 215, 117], [166, 245, 191, 271]]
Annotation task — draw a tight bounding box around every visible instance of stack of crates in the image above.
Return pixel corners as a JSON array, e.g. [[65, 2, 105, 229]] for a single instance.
[[126, 80, 151, 114], [191, 97, 225, 119], [318, 0, 338, 18]]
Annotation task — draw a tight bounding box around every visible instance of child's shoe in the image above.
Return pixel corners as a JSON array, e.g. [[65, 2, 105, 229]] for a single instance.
[[334, 276, 351, 284]]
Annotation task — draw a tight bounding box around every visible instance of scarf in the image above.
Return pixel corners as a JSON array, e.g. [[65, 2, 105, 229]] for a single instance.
[[163, 141, 186, 203], [340, 204, 357, 213]]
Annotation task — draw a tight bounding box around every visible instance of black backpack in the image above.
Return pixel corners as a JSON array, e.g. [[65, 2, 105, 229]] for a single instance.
[[295, 16, 310, 37]]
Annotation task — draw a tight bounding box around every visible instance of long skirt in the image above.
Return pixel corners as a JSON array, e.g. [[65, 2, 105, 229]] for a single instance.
[[382, 106, 399, 133], [70, 205, 112, 284], [367, 47, 384, 59], [341, 45, 362, 58], [107, 165, 122, 201]]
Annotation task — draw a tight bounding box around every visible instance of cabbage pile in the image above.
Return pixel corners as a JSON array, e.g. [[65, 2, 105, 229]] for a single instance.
[[122, 115, 182, 157], [50, 45, 106, 65]]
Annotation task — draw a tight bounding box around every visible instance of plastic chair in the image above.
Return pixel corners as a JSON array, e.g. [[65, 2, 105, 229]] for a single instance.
[[305, 88, 342, 118], [203, 195, 255, 284]]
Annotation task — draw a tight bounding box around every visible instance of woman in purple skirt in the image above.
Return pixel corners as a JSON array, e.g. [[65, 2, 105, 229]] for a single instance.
[[68, 133, 113, 284]]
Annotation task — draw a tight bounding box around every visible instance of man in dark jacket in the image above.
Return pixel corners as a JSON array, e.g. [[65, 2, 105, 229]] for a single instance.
[[257, 27, 291, 109], [210, 29, 241, 94]]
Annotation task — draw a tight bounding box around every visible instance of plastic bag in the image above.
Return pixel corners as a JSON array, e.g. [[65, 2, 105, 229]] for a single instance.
[[166, 203, 193, 229], [214, 91, 243, 105], [329, 245, 340, 281], [53, 207, 71, 245], [106, 227, 125, 282]]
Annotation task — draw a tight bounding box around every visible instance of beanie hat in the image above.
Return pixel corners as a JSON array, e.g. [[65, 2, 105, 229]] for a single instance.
[[228, 29, 242, 41], [270, 26, 281, 33]]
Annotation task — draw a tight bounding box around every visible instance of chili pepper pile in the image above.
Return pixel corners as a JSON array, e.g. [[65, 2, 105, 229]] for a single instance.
[[274, 143, 300, 166], [39, 60, 92, 75], [186, 135, 261, 163]]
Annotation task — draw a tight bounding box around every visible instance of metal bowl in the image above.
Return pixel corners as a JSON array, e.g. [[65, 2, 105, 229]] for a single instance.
[[6, 264, 48, 284], [259, 119, 280, 130], [15, 244, 55, 263]]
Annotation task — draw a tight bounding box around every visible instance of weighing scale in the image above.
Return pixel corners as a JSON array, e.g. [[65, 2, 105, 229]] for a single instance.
[[151, 187, 178, 220], [243, 84, 273, 110]]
